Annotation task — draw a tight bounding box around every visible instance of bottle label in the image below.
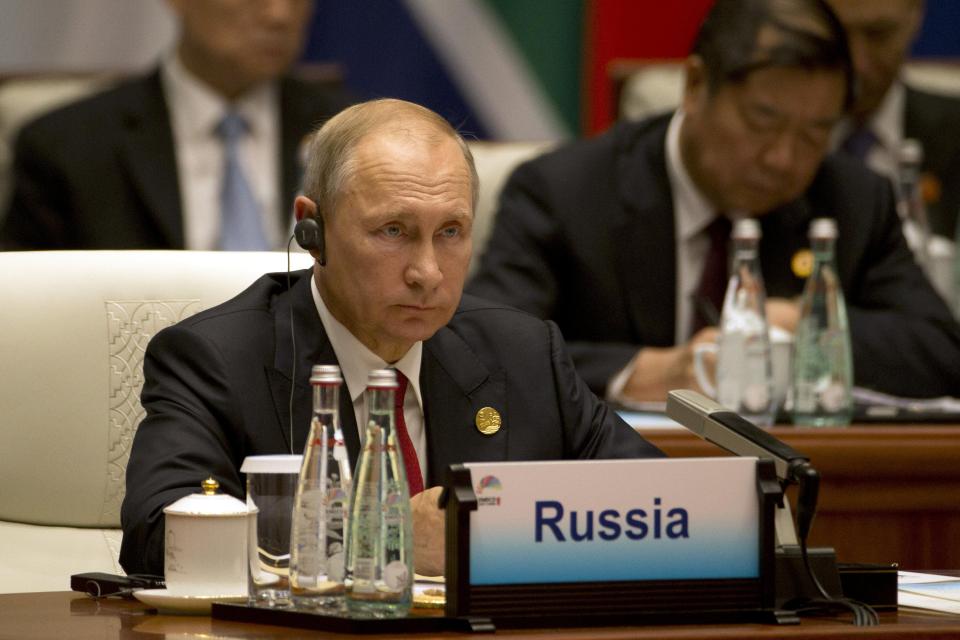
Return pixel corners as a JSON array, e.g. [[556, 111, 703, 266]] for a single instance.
[[353, 557, 375, 583], [326, 547, 345, 582], [294, 488, 324, 550], [819, 381, 847, 412], [717, 329, 771, 415], [383, 560, 409, 591]]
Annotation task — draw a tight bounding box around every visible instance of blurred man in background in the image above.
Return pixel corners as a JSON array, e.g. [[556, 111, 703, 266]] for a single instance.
[[1, 0, 352, 250], [827, 0, 960, 240], [469, 0, 960, 403]]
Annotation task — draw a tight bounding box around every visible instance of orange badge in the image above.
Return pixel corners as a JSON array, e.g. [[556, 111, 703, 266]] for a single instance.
[[791, 249, 813, 278], [920, 172, 942, 206]]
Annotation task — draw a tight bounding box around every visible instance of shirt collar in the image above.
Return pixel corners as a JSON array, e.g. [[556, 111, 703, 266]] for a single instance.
[[869, 80, 905, 155], [310, 275, 424, 411], [161, 48, 278, 139], [666, 110, 718, 240]]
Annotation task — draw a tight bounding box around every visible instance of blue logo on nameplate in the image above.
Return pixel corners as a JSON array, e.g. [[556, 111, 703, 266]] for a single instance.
[[464, 457, 759, 585]]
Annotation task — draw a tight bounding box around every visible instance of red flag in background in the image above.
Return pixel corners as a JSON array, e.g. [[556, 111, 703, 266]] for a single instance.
[[583, 0, 714, 135]]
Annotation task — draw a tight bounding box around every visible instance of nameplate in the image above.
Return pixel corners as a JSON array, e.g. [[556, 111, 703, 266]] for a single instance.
[[462, 457, 759, 585]]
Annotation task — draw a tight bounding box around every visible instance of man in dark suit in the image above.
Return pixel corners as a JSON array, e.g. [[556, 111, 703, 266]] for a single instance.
[[1, 0, 352, 250], [827, 0, 960, 240], [468, 0, 960, 403], [120, 99, 663, 578]]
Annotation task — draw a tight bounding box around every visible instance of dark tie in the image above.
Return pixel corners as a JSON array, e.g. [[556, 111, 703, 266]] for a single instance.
[[393, 371, 424, 496], [215, 111, 270, 251], [841, 127, 877, 161], [691, 215, 732, 334]]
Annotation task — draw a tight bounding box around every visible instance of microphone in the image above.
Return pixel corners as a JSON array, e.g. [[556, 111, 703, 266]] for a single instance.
[[666, 389, 817, 544], [666, 390, 878, 626]]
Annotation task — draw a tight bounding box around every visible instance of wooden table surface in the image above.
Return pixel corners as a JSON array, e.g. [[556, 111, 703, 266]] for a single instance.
[[2, 591, 960, 640], [643, 424, 960, 569]]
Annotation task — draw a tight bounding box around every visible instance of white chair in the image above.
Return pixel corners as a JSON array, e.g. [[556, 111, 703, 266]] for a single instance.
[[466, 140, 555, 271], [0, 250, 311, 593], [618, 59, 960, 122]]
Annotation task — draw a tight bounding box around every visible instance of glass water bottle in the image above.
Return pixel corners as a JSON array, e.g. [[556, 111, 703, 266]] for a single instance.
[[791, 218, 854, 427], [345, 369, 413, 617], [715, 218, 775, 426], [289, 364, 352, 610]]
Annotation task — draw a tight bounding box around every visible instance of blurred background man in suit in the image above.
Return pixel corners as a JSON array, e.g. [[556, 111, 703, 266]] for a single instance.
[[469, 0, 960, 404], [0, 0, 352, 250], [827, 0, 960, 241]]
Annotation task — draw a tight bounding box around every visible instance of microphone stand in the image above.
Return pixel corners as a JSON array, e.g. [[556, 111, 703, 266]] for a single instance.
[[666, 390, 878, 625]]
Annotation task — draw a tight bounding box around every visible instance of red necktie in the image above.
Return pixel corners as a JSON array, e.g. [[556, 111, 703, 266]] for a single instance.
[[691, 215, 732, 334], [393, 371, 424, 496]]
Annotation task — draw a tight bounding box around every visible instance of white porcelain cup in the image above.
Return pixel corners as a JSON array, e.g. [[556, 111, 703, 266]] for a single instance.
[[693, 327, 794, 413], [163, 478, 256, 597]]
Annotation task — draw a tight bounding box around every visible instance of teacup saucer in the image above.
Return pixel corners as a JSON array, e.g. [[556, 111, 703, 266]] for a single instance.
[[133, 588, 247, 615]]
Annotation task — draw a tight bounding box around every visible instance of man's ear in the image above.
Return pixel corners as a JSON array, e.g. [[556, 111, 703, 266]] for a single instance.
[[293, 195, 316, 223], [682, 55, 708, 116]]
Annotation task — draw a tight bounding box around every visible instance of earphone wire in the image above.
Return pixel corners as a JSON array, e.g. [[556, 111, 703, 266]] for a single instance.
[[286, 235, 296, 455]]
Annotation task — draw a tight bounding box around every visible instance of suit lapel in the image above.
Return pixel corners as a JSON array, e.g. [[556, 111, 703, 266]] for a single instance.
[[611, 120, 678, 345], [421, 324, 506, 487], [117, 69, 184, 247], [267, 269, 360, 460]]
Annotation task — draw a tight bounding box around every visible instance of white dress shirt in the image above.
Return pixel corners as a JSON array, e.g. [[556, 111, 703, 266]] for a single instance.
[[161, 51, 283, 250], [310, 276, 428, 476]]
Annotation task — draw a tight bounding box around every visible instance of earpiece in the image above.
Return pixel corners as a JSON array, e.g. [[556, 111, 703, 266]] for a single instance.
[[294, 216, 325, 265]]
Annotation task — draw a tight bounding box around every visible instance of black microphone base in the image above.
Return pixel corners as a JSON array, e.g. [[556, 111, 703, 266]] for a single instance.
[[775, 545, 841, 608]]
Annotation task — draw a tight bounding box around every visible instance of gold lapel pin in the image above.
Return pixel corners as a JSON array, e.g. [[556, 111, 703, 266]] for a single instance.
[[791, 248, 814, 279], [475, 407, 502, 435]]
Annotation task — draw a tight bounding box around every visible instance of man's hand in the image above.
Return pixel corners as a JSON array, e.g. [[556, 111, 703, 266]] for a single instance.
[[411, 486, 445, 577], [621, 327, 719, 402], [766, 297, 800, 333]]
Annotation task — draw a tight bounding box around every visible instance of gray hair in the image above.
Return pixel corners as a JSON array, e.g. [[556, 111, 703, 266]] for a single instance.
[[300, 98, 479, 217]]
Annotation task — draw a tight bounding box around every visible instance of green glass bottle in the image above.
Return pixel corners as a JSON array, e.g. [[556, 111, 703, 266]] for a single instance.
[[791, 218, 854, 427]]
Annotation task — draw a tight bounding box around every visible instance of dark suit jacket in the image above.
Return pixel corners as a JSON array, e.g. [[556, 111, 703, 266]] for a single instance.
[[119, 270, 663, 575], [904, 87, 960, 239], [0, 69, 352, 249], [468, 114, 960, 398]]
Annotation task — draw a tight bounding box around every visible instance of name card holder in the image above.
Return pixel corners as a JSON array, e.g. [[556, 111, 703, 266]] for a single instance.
[[441, 457, 799, 628]]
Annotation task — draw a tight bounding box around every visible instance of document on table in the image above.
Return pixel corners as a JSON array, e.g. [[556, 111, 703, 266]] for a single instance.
[[898, 571, 960, 615], [854, 388, 960, 421]]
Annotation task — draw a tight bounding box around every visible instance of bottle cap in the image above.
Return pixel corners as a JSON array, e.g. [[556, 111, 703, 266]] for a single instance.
[[732, 217, 761, 240], [809, 218, 838, 240], [367, 368, 399, 388], [898, 138, 923, 166], [310, 364, 343, 385]]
